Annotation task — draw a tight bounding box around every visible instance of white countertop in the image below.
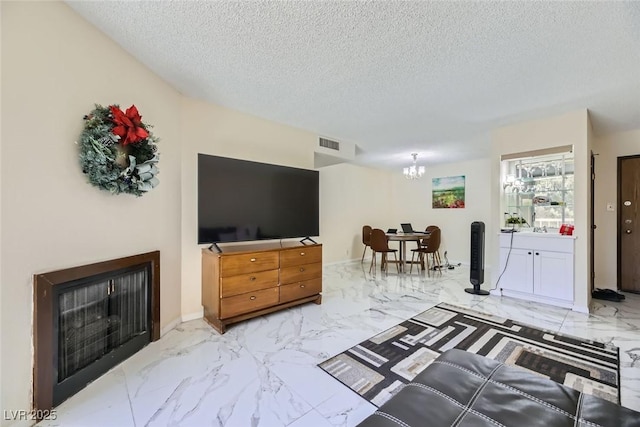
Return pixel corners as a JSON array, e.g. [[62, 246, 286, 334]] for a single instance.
[[499, 229, 577, 239]]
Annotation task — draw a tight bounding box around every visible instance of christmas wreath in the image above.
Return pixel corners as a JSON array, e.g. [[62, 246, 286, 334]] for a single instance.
[[78, 104, 159, 196]]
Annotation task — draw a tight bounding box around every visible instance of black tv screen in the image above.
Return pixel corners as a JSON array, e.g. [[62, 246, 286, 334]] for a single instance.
[[198, 154, 320, 244]]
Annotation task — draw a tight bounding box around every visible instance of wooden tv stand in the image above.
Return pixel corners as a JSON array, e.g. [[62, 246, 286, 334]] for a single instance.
[[201, 242, 322, 334]]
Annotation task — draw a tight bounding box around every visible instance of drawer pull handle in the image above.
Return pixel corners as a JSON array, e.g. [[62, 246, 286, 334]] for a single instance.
[[250, 296, 256, 300], [528, 252, 532, 255], [300, 252, 305, 256], [250, 276, 256, 281], [300, 267, 305, 272], [300, 284, 305, 288], [250, 258, 257, 262], [535, 252, 539, 256]]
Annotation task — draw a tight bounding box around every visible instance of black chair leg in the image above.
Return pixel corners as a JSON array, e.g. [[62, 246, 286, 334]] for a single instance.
[[361, 245, 367, 263]]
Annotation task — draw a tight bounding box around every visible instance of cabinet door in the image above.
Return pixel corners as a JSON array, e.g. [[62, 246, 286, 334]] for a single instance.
[[533, 250, 573, 301], [498, 248, 534, 293]]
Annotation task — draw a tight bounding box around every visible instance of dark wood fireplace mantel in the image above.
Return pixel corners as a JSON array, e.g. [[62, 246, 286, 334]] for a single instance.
[[33, 251, 160, 415]]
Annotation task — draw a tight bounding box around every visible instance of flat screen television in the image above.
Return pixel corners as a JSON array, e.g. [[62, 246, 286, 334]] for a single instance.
[[198, 154, 320, 244]]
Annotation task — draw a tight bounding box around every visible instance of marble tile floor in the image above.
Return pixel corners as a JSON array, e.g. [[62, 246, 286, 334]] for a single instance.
[[39, 261, 640, 427]]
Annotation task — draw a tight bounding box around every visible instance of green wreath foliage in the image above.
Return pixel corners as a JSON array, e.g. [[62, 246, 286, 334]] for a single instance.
[[78, 104, 159, 196]]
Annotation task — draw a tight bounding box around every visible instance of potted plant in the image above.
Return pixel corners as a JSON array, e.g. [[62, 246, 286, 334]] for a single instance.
[[504, 213, 528, 230]]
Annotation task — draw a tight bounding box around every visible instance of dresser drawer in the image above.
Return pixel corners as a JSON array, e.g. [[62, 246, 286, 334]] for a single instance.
[[280, 246, 322, 268], [220, 251, 279, 277], [220, 287, 280, 319], [280, 278, 322, 303], [220, 269, 279, 298], [280, 262, 322, 284]]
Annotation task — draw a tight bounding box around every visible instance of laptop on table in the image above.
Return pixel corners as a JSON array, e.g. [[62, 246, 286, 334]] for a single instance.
[[401, 223, 426, 234]]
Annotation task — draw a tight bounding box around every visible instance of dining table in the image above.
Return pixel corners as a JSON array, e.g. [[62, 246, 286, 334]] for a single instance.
[[385, 232, 430, 273]]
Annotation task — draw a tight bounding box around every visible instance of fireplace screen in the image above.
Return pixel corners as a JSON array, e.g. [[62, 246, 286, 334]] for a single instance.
[[57, 267, 149, 382], [33, 251, 160, 414]]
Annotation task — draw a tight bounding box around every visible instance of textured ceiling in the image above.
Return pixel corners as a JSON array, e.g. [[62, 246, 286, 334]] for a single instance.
[[66, 1, 640, 170]]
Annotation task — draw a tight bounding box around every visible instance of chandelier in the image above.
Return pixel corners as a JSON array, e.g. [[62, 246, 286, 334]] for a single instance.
[[403, 153, 425, 180]]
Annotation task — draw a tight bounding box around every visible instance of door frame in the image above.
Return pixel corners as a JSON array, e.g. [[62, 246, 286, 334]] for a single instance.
[[617, 154, 640, 290], [590, 151, 595, 293]]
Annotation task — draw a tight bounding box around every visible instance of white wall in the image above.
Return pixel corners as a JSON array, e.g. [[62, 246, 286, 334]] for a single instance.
[[593, 130, 640, 289], [158, 98, 497, 318], [1, 3, 183, 423], [317, 158, 493, 267], [320, 163, 394, 264], [179, 97, 318, 319], [492, 110, 591, 312], [390, 158, 493, 267]]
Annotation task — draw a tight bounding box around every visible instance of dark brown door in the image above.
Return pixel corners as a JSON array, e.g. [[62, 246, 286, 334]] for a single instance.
[[618, 155, 640, 293]]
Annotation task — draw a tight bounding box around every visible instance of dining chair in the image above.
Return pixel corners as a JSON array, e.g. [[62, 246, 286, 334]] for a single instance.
[[428, 225, 443, 266], [416, 225, 437, 244], [410, 226, 441, 274], [415, 225, 442, 264], [369, 228, 399, 274], [361, 225, 372, 263]]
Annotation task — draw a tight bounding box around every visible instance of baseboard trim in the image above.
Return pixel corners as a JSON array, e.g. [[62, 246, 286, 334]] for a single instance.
[[324, 258, 371, 266], [160, 316, 182, 337], [160, 310, 204, 337], [181, 310, 203, 323], [572, 304, 590, 314]]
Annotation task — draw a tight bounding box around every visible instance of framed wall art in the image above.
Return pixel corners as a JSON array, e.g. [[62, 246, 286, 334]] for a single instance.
[[432, 175, 465, 208]]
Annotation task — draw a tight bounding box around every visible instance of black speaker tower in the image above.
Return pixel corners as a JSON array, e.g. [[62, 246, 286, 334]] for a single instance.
[[466, 221, 489, 295]]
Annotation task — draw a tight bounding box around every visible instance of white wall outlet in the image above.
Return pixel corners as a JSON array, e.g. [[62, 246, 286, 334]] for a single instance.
[[606, 203, 615, 212]]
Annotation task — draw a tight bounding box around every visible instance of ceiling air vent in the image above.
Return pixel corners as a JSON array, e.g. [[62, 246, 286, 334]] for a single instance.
[[319, 137, 340, 151]]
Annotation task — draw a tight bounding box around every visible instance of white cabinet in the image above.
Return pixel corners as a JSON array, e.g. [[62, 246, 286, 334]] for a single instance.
[[498, 248, 533, 293], [495, 233, 575, 309], [534, 250, 573, 301]]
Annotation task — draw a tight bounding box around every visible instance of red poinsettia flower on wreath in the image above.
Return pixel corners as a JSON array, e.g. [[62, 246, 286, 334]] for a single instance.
[[110, 104, 149, 146]]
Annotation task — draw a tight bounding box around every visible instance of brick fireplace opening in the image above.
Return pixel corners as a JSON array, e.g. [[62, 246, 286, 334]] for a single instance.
[[33, 251, 160, 414]]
